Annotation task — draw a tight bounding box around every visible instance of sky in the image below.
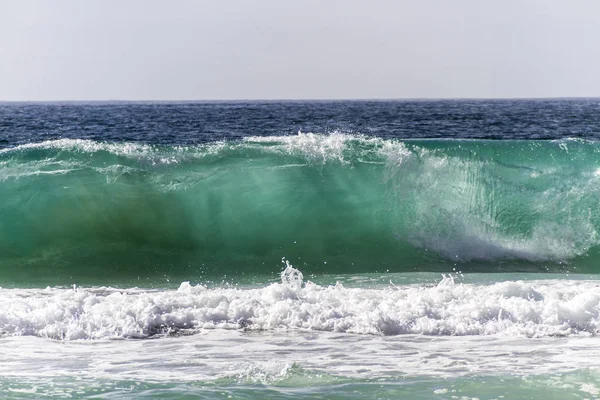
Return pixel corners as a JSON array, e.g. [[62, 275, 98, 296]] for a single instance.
[[1, 0, 599, 101]]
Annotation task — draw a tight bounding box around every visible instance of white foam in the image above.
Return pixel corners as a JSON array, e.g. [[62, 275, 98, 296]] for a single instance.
[[244, 131, 351, 164], [244, 131, 394, 165], [0, 134, 384, 168], [0, 138, 154, 157], [1, 269, 599, 340]]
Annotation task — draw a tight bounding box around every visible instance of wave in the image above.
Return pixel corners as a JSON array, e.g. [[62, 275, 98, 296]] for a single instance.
[[1, 134, 600, 284], [1, 264, 599, 339]]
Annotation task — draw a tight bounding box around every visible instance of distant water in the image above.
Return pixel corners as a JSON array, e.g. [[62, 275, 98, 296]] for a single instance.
[[1, 100, 599, 399]]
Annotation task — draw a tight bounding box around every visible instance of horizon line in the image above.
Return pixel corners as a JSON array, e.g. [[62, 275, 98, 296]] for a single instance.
[[1, 96, 600, 104]]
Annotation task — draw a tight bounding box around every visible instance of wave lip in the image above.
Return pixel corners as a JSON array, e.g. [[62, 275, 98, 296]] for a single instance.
[[1, 266, 599, 340]]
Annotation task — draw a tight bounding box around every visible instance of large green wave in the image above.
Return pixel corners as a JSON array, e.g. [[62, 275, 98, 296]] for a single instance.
[[1, 134, 599, 285]]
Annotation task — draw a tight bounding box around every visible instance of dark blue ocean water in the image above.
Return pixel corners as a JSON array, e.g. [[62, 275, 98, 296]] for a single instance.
[[2, 99, 600, 148]]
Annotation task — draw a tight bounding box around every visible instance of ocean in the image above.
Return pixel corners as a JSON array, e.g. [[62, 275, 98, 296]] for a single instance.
[[1, 100, 600, 399]]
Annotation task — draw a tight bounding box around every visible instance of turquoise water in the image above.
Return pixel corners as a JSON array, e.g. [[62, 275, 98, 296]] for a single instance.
[[2, 317, 600, 399], [2, 135, 600, 286], [3, 371, 600, 399]]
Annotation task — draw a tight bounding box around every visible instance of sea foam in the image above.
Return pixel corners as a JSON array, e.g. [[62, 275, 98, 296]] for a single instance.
[[0, 268, 598, 340]]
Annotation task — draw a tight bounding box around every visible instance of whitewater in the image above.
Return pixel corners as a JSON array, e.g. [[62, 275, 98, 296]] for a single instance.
[[2, 262, 600, 339], [1, 100, 600, 399]]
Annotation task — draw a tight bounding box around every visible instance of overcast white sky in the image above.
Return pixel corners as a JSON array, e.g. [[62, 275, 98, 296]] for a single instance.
[[1, 0, 599, 100]]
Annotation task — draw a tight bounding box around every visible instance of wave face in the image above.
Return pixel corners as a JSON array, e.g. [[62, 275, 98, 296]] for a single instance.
[[1, 134, 600, 284]]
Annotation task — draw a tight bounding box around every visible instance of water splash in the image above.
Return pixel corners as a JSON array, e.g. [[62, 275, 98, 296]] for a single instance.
[[280, 258, 304, 291]]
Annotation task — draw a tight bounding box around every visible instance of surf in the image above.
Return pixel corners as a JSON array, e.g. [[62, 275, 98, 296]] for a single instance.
[[1, 263, 599, 340]]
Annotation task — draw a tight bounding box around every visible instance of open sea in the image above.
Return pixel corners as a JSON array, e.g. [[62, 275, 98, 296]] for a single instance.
[[1, 99, 600, 399]]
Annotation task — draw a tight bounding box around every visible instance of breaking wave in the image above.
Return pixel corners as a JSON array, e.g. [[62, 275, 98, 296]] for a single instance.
[[1, 134, 600, 284]]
